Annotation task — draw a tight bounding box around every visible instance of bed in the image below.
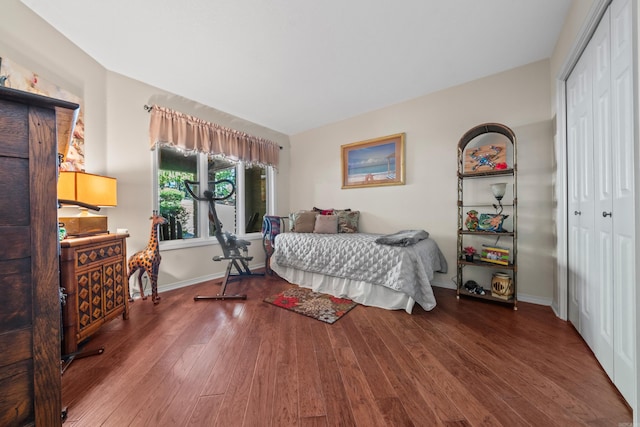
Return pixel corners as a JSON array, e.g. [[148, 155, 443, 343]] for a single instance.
[[270, 231, 448, 313]]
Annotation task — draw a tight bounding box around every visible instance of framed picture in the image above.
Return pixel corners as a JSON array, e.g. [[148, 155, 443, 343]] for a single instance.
[[480, 244, 510, 265], [341, 133, 405, 189]]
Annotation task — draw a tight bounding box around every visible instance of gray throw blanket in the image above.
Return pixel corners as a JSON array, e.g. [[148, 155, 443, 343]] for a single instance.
[[375, 229, 429, 246]]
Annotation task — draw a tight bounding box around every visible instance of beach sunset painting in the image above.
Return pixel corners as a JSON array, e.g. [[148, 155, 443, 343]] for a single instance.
[[341, 133, 405, 188]]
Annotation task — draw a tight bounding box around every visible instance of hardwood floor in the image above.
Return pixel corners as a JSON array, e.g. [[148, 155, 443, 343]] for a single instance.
[[61, 273, 632, 426]]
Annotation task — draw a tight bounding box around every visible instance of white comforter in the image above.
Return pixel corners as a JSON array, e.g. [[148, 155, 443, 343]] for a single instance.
[[272, 232, 447, 311]]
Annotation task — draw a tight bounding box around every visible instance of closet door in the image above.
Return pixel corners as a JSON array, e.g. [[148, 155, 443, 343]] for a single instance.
[[609, 0, 634, 404], [566, 0, 635, 406], [566, 44, 596, 348], [591, 7, 614, 379], [565, 56, 581, 331]]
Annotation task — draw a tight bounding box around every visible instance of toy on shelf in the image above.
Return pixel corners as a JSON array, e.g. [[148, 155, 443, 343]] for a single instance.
[[465, 210, 479, 231]]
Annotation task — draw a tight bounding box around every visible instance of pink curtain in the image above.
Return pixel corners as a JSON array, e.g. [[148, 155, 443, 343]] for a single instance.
[[148, 105, 279, 167]]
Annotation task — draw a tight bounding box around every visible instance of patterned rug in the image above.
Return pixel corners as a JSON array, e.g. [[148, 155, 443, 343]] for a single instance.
[[264, 287, 357, 324]]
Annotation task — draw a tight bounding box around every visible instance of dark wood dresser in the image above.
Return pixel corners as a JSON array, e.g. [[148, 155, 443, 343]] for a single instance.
[[0, 87, 78, 426], [60, 233, 130, 355]]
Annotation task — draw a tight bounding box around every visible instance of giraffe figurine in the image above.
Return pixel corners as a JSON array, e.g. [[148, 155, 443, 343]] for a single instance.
[[127, 212, 167, 304]]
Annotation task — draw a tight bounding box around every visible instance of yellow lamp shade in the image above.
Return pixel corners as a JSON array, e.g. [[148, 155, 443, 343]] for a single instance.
[[58, 171, 117, 207]]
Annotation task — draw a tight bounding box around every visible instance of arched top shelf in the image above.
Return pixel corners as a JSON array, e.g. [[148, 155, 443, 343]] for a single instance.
[[457, 122, 516, 151]]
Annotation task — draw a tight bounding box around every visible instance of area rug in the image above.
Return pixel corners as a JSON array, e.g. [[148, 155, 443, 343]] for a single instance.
[[264, 287, 357, 324]]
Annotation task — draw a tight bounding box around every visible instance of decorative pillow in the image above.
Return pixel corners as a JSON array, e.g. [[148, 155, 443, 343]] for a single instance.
[[293, 211, 317, 233], [313, 207, 334, 215], [313, 214, 338, 234], [336, 210, 360, 233], [289, 210, 307, 232], [289, 212, 297, 231], [313, 207, 351, 215]]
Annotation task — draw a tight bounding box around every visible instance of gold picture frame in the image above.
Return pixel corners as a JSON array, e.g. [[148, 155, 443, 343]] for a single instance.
[[341, 133, 405, 189]]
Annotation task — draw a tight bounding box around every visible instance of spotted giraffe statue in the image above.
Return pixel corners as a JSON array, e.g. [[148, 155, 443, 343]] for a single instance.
[[127, 212, 167, 304]]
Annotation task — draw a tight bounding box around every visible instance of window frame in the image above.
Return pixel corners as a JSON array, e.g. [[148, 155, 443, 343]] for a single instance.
[[153, 147, 275, 251]]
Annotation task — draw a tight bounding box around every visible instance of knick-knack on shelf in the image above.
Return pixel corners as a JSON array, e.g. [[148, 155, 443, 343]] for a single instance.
[[465, 210, 479, 231], [463, 246, 476, 262]]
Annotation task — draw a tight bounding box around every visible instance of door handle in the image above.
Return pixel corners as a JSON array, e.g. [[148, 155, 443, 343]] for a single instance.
[[602, 211, 612, 217], [574, 210, 581, 215]]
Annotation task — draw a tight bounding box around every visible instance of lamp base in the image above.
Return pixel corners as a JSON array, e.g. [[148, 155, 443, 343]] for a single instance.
[[59, 215, 108, 237]]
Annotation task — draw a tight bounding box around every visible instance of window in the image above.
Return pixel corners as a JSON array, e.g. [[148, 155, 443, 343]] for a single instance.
[[244, 163, 267, 233], [155, 145, 272, 247]]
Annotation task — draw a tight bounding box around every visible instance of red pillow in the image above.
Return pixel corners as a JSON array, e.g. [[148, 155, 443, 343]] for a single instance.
[[313, 207, 334, 215]]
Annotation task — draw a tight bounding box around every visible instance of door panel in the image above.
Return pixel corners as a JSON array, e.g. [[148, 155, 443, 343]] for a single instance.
[[591, 8, 614, 377], [568, 48, 596, 347], [614, 235, 635, 397], [610, 0, 635, 406], [566, 56, 587, 328]]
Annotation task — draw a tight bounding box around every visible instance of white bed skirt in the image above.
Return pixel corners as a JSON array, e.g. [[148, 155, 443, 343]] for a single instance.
[[271, 258, 416, 314]]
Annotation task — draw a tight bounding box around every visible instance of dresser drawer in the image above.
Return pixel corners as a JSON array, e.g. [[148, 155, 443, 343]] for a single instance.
[[73, 239, 124, 269]]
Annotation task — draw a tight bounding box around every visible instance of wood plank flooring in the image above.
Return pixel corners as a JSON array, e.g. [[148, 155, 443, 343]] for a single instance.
[[61, 273, 632, 426]]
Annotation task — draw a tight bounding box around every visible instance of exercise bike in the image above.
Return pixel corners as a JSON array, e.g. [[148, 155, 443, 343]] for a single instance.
[[184, 179, 264, 300]]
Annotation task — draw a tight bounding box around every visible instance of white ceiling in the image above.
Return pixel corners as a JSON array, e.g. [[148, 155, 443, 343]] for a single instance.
[[22, 0, 571, 135]]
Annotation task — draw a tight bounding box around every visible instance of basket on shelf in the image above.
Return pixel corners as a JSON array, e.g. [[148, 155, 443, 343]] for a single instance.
[[491, 272, 514, 300]]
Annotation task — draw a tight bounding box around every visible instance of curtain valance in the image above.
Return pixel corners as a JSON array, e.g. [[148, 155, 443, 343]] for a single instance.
[[148, 105, 279, 167]]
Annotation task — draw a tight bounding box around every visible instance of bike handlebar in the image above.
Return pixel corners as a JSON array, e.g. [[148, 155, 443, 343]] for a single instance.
[[183, 179, 236, 202]]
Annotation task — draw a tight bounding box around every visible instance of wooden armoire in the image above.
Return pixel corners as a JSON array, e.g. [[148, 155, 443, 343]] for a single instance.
[[0, 87, 79, 426]]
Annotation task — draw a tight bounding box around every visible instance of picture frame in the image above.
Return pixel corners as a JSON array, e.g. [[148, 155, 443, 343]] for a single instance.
[[480, 244, 510, 266], [341, 133, 405, 189]]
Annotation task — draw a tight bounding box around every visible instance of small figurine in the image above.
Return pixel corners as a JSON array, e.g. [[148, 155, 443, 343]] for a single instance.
[[465, 210, 479, 231], [464, 280, 486, 295]]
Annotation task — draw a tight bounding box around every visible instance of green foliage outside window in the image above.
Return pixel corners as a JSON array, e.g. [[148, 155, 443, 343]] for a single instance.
[[159, 170, 193, 232], [210, 167, 236, 204], [159, 170, 193, 194], [159, 188, 189, 226]]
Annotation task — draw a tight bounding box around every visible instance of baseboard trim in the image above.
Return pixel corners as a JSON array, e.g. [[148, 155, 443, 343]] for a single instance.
[[517, 293, 552, 307], [431, 282, 552, 306], [432, 279, 456, 290], [146, 268, 553, 307], [130, 263, 265, 298]]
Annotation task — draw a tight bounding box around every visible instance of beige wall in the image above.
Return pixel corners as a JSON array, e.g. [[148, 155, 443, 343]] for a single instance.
[[289, 60, 555, 303], [0, 0, 108, 173], [1, 0, 594, 304], [104, 73, 290, 291], [0, 0, 290, 293], [550, 0, 597, 83]]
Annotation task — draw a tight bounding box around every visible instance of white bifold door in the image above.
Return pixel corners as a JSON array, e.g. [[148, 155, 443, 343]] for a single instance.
[[566, 0, 635, 407]]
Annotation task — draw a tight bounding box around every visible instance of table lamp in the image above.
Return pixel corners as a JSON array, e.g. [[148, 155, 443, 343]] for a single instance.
[[58, 171, 117, 236], [491, 182, 507, 214]]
